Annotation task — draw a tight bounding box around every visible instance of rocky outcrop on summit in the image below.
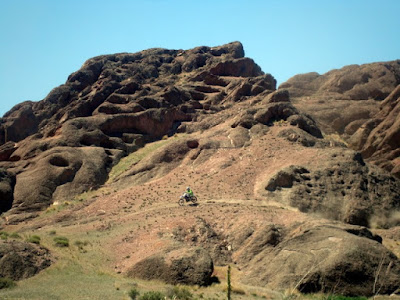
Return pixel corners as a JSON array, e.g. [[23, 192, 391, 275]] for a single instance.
[[281, 60, 400, 100], [0, 42, 277, 216]]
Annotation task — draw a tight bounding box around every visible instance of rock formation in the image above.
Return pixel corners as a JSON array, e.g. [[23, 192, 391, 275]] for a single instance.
[[0, 42, 276, 218], [0, 240, 52, 281], [0, 42, 400, 297], [280, 60, 400, 179], [240, 221, 400, 297], [127, 247, 214, 286], [264, 150, 400, 228], [280, 61, 400, 100]]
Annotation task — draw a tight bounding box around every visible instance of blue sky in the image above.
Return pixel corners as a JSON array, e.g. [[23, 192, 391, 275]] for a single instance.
[[1, 0, 399, 117]]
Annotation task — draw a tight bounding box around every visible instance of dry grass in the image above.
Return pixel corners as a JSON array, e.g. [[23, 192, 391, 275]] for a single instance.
[[322, 133, 348, 146]]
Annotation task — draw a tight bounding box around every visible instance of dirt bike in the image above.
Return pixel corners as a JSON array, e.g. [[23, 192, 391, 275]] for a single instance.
[[178, 194, 198, 206]]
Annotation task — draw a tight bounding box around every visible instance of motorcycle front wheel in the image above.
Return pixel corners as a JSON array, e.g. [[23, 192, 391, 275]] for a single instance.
[[178, 197, 185, 206]]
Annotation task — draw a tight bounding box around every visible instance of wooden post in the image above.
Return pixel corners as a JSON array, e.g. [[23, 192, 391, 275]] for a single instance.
[[227, 265, 231, 300], [3, 126, 7, 143]]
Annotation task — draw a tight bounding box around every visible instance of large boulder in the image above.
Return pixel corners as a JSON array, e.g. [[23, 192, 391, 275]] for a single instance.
[[0, 142, 18, 161], [241, 222, 400, 297], [127, 247, 214, 286], [0, 240, 52, 281], [0, 169, 15, 214]]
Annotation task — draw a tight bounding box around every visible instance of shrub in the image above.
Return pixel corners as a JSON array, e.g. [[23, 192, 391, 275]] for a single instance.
[[0, 231, 9, 240], [54, 236, 69, 247], [139, 291, 165, 300], [75, 240, 90, 253], [27, 235, 41, 244], [128, 287, 140, 300], [0, 277, 16, 289], [166, 286, 193, 299], [9, 232, 21, 239]]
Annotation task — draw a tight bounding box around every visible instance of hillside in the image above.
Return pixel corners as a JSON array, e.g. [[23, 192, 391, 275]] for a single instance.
[[0, 42, 400, 299]]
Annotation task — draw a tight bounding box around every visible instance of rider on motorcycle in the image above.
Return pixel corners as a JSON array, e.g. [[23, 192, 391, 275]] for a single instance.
[[184, 186, 194, 201]]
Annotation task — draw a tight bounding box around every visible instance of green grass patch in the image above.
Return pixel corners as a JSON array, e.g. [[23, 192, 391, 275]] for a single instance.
[[54, 236, 70, 247], [26, 235, 41, 244], [0, 231, 9, 240], [139, 291, 166, 300], [0, 257, 133, 299], [9, 232, 21, 239], [166, 285, 193, 299], [0, 277, 16, 290], [107, 138, 177, 183], [129, 287, 140, 299]]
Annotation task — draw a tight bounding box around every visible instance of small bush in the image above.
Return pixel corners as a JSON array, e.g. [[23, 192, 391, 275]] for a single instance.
[[9, 232, 21, 239], [74, 240, 89, 247], [166, 286, 193, 299], [54, 236, 69, 247], [0, 277, 16, 289], [128, 287, 140, 300], [75, 240, 90, 253], [139, 291, 165, 300], [0, 231, 9, 240], [48, 230, 57, 235], [27, 235, 41, 244]]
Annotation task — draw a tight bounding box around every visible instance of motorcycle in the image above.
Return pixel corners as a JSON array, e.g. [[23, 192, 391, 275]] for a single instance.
[[178, 194, 198, 206]]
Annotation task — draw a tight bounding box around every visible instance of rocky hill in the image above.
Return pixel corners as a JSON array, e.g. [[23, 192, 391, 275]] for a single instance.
[[280, 60, 400, 178], [0, 42, 400, 298]]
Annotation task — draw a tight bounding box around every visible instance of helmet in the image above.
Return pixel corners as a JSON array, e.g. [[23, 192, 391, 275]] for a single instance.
[[186, 186, 190, 191]]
